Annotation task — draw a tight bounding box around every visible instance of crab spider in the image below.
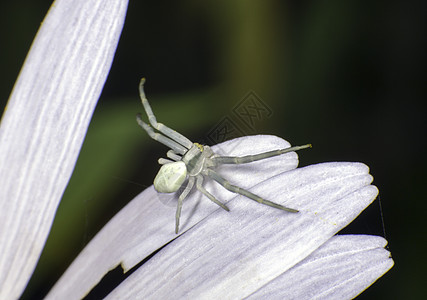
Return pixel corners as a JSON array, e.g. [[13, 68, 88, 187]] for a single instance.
[[136, 78, 311, 234]]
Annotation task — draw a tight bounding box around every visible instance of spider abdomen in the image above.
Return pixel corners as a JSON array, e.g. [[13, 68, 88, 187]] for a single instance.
[[153, 161, 187, 193]]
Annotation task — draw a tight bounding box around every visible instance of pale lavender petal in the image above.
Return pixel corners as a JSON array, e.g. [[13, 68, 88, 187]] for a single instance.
[[0, 0, 128, 299], [46, 135, 300, 299], [105, 162, 377, 299], [248, 235, 394, 299]]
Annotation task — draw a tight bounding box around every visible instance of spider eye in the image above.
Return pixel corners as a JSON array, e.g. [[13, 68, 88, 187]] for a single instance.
[[153, 161, 187, 193]]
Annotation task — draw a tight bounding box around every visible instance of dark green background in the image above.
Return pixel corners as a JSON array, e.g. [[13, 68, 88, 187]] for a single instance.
[[1, 1, 425, 299]]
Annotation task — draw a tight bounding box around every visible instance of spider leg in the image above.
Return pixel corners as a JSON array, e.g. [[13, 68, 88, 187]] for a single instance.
[[136, 114, 187, 155], [157, 151, 182, 164], [195, 175, 230, 211], [207, 169, 299, 213], [211, 144, 312, 165], [167, 150, 182, 161], [176, 176, 195, 234], [139, 78, 194, 149], [158, 158, 174, 165]]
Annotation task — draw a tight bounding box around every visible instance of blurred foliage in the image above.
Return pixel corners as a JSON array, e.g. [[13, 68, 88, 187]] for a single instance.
[[1, 0, 425, 299]]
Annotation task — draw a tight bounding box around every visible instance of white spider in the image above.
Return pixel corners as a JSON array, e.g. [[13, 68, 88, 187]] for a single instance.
[[136, 78, 311, 233]]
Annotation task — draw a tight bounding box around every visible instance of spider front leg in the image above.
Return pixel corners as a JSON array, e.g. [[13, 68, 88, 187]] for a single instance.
[[136, 114, 187, 155], [207, 169, 299, 213], [158, 151, 182, 165], [138, 78, 193, 150], [166, 150, 182, 161]]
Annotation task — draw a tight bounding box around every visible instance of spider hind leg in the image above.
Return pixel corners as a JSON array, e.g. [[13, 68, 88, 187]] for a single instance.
[[207, 169, 298, 213], [211, 144, 312, 165], [196, 175, 229, 211], [175, 176, 196, 234]]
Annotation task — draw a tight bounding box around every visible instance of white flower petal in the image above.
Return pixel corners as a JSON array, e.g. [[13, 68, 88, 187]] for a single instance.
[[0, 0, 128, 299], [248, 235, 394, 299], [45, 135, 300, 299], [105, 162, 377, 298]]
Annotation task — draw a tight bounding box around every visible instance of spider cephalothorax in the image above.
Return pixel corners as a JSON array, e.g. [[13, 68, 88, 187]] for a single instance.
[[136, 78, 311, 233]]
